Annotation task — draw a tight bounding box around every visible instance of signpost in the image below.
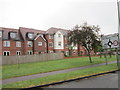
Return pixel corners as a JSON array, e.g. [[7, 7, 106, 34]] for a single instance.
[[101, 33, 119, 49], [101, 33, 119, 66]]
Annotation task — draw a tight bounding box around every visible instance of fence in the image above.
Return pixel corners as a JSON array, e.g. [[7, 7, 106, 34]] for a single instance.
[[1, 53, 64, 65]]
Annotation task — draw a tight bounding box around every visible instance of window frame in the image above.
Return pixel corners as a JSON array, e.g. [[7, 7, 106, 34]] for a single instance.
[[28, 33, 34, 39], [49, 42, 53, 47], [38, 42, 42, 46], [16, 51, 21, 55], [0, 31, 2, 38], [3, 41, 10, 47], [58, 34, 61, 38], [16, 41, 21, 47], [10, 32, 16, 39], [58, 42, 61, 46], [49, 34, 53, 39], [27, 41, 33, 47], [49, 50, 54, 53], [28, 51, 33, 55], [3, 51, 10, 56]]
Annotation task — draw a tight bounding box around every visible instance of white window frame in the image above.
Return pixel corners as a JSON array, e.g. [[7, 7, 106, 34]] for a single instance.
[[58, 34, 61, 38], [10, 32, 16, 38], [66, 51, 69, 55], [28, 41, 33, 47], [28, 51, 33, 55], [3, 41, 10, 47], [38, 42, 42, 46], [16, 41, 21, 47], [3, 51, 10, 56], [28, 33, 33, 39], [49, 50, 54, 53], [49, 42, 53, 47], [49, 34, 53, 39], [58, 42, 61, 46], [16, 51, 21, 55], [0, 31, 2, 38]]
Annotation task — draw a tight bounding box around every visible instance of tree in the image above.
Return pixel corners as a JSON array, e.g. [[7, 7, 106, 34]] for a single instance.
[[68, 22, 101, 63], [80, 22, 101, 63], [67, 25, 82, 56]]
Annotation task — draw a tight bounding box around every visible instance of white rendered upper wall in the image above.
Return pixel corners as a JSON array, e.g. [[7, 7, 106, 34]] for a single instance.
[[54, 31, 64, 49]]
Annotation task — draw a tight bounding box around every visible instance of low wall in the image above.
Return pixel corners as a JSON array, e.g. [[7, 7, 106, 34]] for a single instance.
[[2, 53, 64, 65]]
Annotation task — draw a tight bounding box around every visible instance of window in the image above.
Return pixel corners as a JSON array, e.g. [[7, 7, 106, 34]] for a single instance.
[[58, 51, 62, 53], [49, 42, 53, 47], [58, 42, 61, 46], [65, 43, 68, 48], [49, 50, 54, 53], [58, 34, 61, 37], [66, 51, 69, 56], [16, 51, 21, 55], [0, 31, 2, 38], [28, 41, 33, 47], [10, 32, 16, 38], [16, 41, 21, 47], [28, 33, 33, 39], [38, 51, 41, 54], [3, 41, 10, 47], [28, 51, 33, 55], [3, 51, 10, 56], [49, 34, 53, 39], [73, 50, 76, 54], [38, 42, 42, 46]]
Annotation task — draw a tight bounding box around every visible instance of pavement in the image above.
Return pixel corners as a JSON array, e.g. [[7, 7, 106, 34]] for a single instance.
[[2, 61, 117, 84]]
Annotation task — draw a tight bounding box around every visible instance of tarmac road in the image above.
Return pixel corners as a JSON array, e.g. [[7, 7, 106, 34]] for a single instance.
[[45, 71, 119, 88]]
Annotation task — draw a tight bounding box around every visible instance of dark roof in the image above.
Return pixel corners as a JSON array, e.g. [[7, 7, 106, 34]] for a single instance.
[[19, 27, 46, 40], [0, 27, 22, 40], [46, 27, 70, 35]]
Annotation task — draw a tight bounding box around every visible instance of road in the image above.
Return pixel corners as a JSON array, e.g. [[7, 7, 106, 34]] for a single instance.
[[45, 71, 119, 88]]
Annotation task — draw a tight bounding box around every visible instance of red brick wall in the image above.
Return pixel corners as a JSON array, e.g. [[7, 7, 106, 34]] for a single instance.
[[45, 34, 54, 53], [0, 40, 2, 55], [64, 36, 69, 51], [23, 41, 33, 55], [2, 40, 24, 56], [34, 36, 47, 54]]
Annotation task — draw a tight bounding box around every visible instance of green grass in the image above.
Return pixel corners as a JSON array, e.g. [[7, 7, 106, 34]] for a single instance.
[[3, 55, 116, 79], [3, 63, 118, 88]]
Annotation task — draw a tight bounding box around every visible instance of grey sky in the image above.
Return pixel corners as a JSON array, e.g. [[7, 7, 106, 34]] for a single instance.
[[0, 0, 119, 35]]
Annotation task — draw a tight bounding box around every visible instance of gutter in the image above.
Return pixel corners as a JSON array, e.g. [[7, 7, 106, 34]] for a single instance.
[[22, 69, 119, 89]]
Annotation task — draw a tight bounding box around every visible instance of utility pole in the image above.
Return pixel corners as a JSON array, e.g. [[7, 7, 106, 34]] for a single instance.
[[117, 0, 120, 68]]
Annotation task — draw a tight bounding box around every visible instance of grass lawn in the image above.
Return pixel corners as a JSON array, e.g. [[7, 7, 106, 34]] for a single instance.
[[3, 55, 116, 79], [3, 63, 118, 88]]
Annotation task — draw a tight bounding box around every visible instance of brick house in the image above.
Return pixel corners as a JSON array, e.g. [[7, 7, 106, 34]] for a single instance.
[[0, 27, 47, 56], [34, 34, 47, 54], [46, 27, 90, 56], [45, 27, 70, 54], [45, 27, 85, 56], [19, 27, 46, 55], [0, 27, 24, 56], [0, 26, 91, 56]]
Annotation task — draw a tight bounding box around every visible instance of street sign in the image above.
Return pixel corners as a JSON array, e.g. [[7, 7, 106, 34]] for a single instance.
[[101, 33, 119, 49]]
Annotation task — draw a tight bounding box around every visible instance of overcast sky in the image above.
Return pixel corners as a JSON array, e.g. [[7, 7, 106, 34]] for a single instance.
[[0, 0, 119, 35]]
